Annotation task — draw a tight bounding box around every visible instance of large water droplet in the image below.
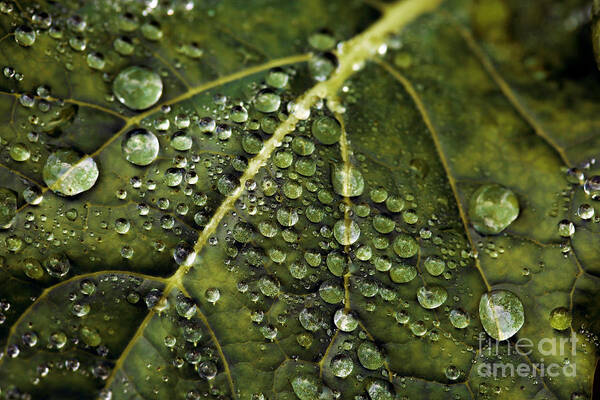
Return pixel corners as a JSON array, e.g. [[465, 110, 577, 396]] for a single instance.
[[122, 128, 160, 166], [332, 164, 364, 197], [469, 184, 519, 235], [312, 116, 341, 145], [291, 375, 320, 400], [333, 219, 360, 245], [113, 66, 163, 110], [416, 285, 447, 309], [333, 309, 358, 332], [43, 150, 99, 196], [330, 354, 353, 378], [255, 90, 280, 113], [357, 341, 384, 370], [479, 290, 524, 341], [392, 234, 418, 258]]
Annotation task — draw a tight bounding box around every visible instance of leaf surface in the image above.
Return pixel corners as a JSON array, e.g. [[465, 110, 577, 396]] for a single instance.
[[0, 0, 599, 399]]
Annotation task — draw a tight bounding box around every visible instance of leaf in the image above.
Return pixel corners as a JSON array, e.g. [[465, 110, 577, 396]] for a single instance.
[[0, 0, 599, 399]]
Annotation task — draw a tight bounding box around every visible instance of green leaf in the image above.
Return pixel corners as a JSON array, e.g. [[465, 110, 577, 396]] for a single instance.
[[0, 0, 599, 399]]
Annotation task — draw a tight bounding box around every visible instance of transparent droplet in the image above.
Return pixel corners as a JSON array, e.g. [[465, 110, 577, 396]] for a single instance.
[[15, 25, 35, 47], [583, 176, 600, 200], [469, 184, 519, 235], [43, 150, 99, 196], [332, 164, 364, 197], [312, 116, 341, 145], [333, 219, 360, 245], [255, 90, 280, 113], [416, 285, 447, 309], [333, 309, 358, 332], [357, 341, 384, 370], [330, 354, 353, 378], [392, 234, 418, 258], [122, 129, 159, 166], [113, 66, 163, 110], [558, 219, 575, 238], [479, 290, 524, 341]]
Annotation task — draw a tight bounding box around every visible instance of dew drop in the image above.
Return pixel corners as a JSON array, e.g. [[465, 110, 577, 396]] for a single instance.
[[333, 219, 360, 245], [113, 66, 163, 110], [479, 290, 524, 341], [469, 184, 519, 235], [43, 150, 99, 196]]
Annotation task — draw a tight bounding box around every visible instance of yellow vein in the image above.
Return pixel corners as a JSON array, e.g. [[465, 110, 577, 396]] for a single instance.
[[188, 0, 444, 262], [451, 21, 572, 167], [334, 113, 355, 313], [377, 60, 492, 291], [0, 91, 127, 120]]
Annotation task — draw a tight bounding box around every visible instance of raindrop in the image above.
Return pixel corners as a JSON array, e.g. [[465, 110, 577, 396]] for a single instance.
[[479, 290, 524, 341], [333, 219, 360, 245], [469, 184, 519, 235], [113, 66, 163, 110], [43, 150, 99, 196]]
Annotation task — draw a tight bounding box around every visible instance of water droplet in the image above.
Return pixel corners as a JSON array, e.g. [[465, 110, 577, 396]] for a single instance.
[[266, 68, 289, 88], [479, 290, 524, 341], [424, 256, 445, 276], [291, 375, 320, 400], [389, 263, 416, 283], [299, 308, 322, 331], [367, 380, 394, 400], [86, 52, 105, 70], [113, 66, 163, 110], [312, 116, 341, 145], [577, 204, 594, 220], [372, 215, 395, 234], [445, 365, 461, 380], [330, 354, 353, 378], [171, 130, 193, 151], [9, 143, 30, 161], [416, 285, 447, 309], [80, 326, 101, 347], [173, 242, 196, 266], [255, 90, 280, 113], [0, 188, 17, 229], [469, 184, 519, 235], [43, 254, 70, 278], [549, 307, 571, 331], [558, 219, 575, 237], [23, 186, 43, 205], [291, 136, 315, 156], [334, 219, 360, 245], [319, 280, 343, 303], [449, 309, 470, 329], [583, 175, 600, 200], [43, 150, 99, 196], [357, 341, 384, 370], [332, 164, 364, 197], [15, 25, 35, 47], [334, 309, 358, 332], [175, 293, 197, 319], [392, 234, 418, 258], [23, 258, 43, 279], [309, 31, 336, 51]]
